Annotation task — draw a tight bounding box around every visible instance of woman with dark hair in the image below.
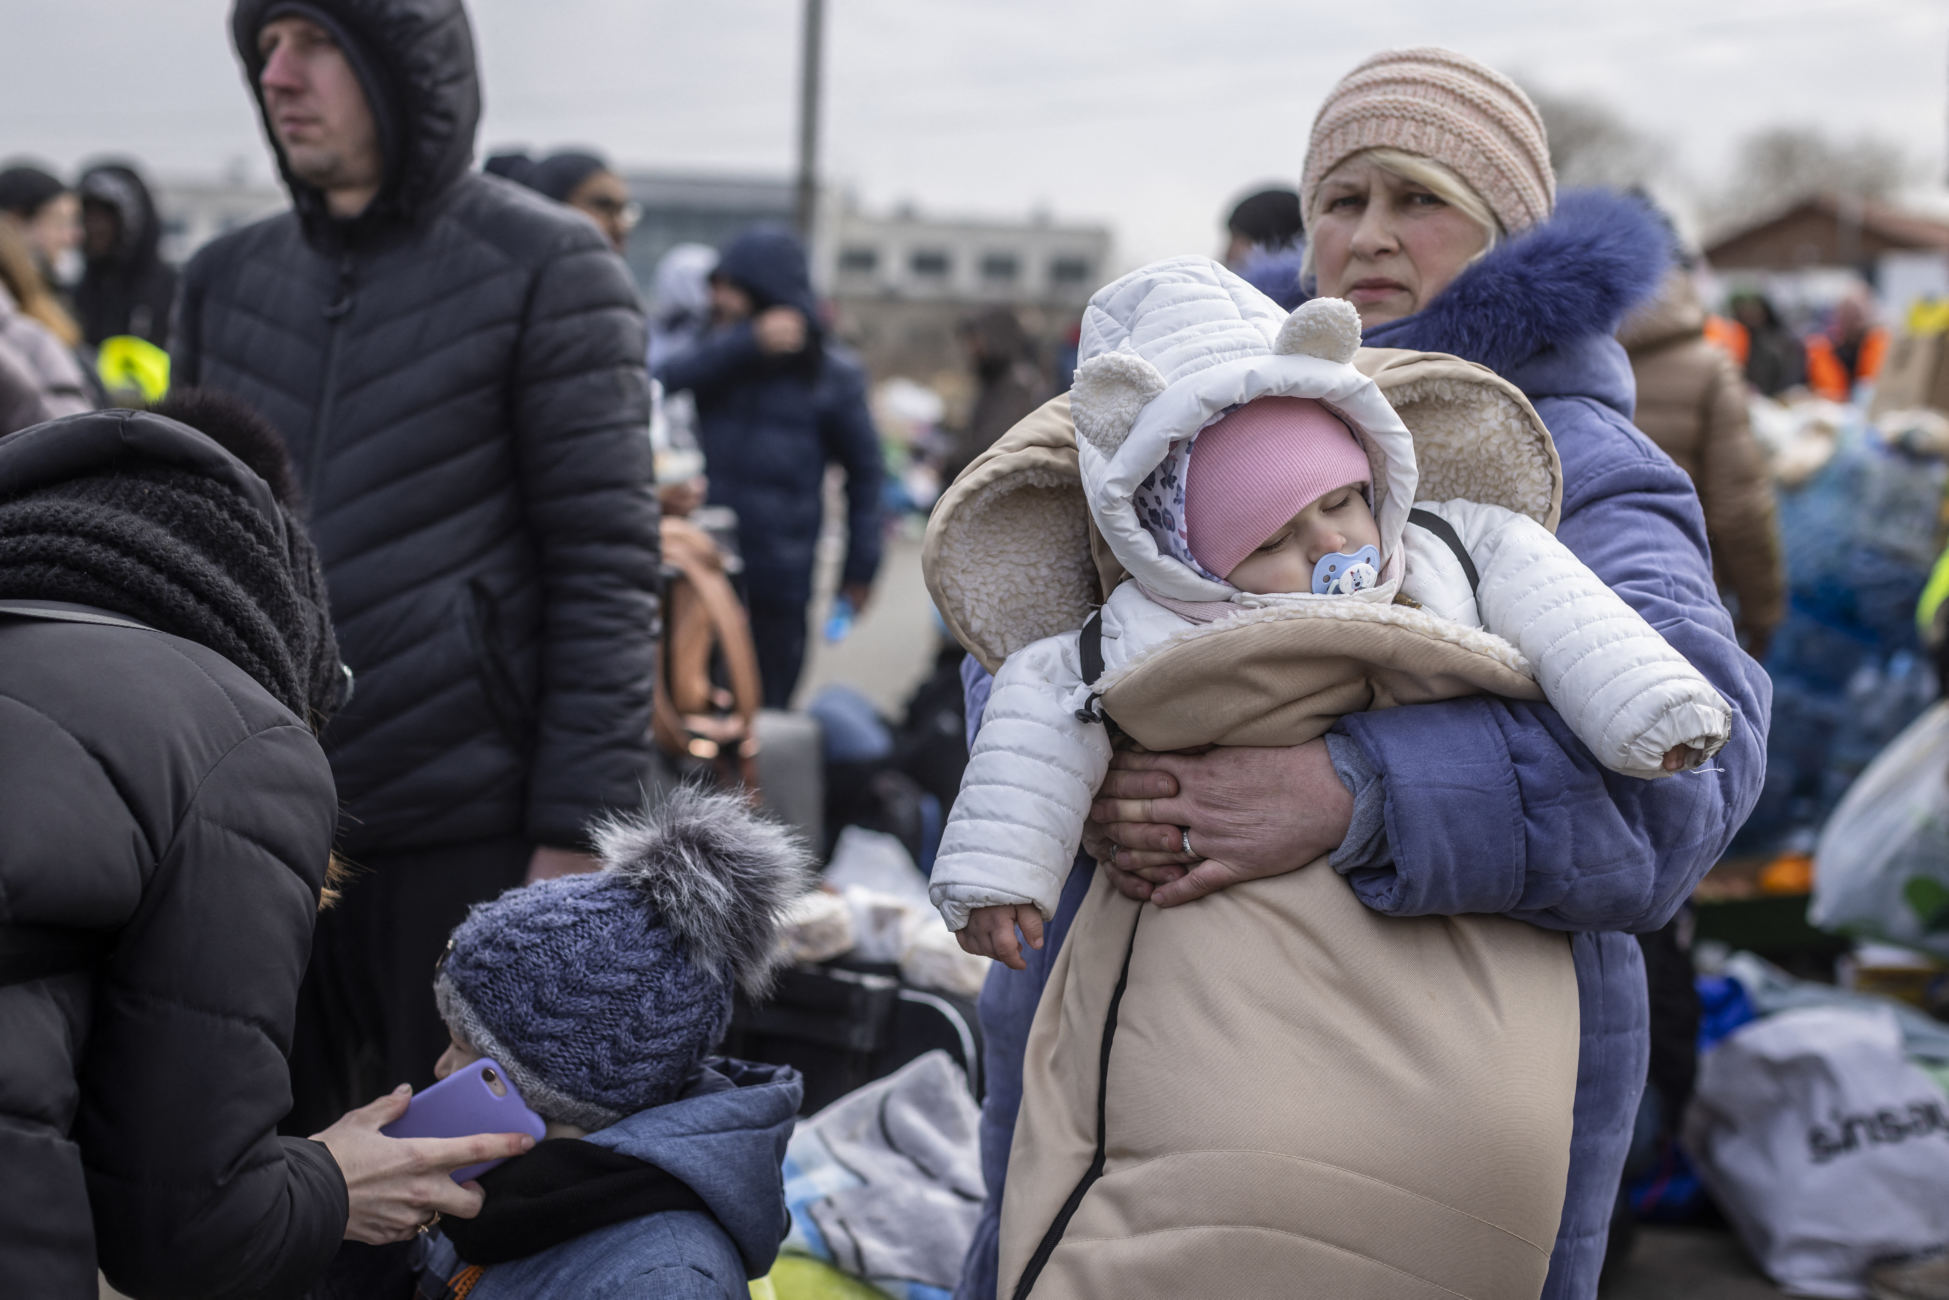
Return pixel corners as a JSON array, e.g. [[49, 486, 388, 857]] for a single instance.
[[0, 162, 80, 288]]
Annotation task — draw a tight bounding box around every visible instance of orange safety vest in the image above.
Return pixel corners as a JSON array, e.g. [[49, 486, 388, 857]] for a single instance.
[[1806, 326, 1888, 402], [1703, 315, 1749, 367]]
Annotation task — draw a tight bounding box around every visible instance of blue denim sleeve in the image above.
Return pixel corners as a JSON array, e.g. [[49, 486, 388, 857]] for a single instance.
[[1325, 729, 1392, 872], [961, 653, 994, 752]]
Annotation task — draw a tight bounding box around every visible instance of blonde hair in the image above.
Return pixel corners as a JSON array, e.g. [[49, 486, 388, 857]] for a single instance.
[[1299, 148, 1502, 288], [0, 219, 81, 348]]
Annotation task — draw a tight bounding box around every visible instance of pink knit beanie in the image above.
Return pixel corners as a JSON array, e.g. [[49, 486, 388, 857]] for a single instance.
[[1184, 398, 1372, 581], [1301, 47, 1554, 235]]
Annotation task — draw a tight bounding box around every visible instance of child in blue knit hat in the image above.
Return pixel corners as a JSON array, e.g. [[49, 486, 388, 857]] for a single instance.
[[407, 786, 811, 1300]]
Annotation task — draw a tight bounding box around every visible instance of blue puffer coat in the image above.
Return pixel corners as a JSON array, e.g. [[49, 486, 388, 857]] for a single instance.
[[655, 227, 883, 608], [416, 1060, 801, 1298], [955, 191, 1771, 1300]]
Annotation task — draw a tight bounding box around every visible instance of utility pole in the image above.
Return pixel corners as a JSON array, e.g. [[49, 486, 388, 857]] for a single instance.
[[795, 0, 825, 239]]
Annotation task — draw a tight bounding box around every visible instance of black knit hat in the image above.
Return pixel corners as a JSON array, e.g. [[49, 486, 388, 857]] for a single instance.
[[0, 164, 67, 219], [1227, 187, 1305, 248], [0, 405, 345, 726]]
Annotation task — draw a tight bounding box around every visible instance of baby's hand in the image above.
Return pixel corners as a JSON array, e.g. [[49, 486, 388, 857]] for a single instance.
[[1663, 745, 1701, 773], [956, 904, 1045, 971]]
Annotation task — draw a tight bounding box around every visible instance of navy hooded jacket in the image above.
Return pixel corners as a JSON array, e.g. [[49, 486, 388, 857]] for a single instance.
[[415, 1060, 801, 1298], [656, 226, 883, 608]]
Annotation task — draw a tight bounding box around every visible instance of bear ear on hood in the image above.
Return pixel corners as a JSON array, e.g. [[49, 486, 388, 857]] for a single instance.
[[1273, 297, 1363, 365], [1071, 347, 1168, 457]]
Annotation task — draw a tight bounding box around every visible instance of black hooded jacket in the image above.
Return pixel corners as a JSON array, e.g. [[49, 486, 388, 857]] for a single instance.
[[74, 163, 178, 347], [174, 0, 659, 856], [0, 411, 346, 1300]]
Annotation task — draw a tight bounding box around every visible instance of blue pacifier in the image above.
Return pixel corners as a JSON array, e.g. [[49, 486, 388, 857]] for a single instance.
[[1312, 544, 1381, 596]]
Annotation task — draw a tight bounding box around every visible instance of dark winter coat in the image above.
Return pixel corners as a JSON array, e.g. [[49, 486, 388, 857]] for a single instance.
[[416, 1060, 801, 1298], [0, 413, 345, 1300], [74, 163, 178, 348], [174, 0, 659, 856], [656, 226, 882, 609]]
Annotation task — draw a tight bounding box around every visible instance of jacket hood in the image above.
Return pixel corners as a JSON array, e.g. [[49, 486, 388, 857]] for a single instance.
[[583, 1058, 800, 1278], [1069, 257, 1417, 605], [1363, 189, 1671, 377], [714, 225, 818, 319], [230, 0, 482, 235], [1616, 268, 1705, 354], [78, 164, 162, 269], [0, 408, 285, 525], [924, 346, 1560, 672], [652, 242, 717, 327]]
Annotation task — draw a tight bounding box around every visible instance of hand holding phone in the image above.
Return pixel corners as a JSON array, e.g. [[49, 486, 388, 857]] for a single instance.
[[380, 1058, 547, 1183]]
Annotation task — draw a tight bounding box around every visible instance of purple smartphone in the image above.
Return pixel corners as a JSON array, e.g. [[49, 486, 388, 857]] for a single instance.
[[380, 1058, 546, 1183]]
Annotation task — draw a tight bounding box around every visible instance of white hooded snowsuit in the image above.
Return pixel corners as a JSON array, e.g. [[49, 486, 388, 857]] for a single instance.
[[929, 262, 1731, 930]]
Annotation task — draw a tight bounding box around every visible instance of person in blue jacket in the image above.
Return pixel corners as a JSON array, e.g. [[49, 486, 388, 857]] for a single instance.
[[411, 786, 810, 1299], [657, 224, 884, 708], [955, 48, 1770, 1300]]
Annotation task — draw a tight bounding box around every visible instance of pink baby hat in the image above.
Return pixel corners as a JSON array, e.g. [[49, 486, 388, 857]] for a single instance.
[[1184, 397, 1372, 580]]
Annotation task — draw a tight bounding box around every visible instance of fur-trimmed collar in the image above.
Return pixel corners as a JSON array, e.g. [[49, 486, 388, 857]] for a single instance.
[[1362, 189, 1671, 377]]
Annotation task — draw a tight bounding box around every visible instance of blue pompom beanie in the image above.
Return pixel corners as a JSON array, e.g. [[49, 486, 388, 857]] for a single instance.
[[433, 787, 812, 1130]]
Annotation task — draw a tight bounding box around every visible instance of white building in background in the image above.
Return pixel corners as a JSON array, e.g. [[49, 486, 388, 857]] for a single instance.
[[813, 196, 1113, 384], [813, 199, 1110, 307]]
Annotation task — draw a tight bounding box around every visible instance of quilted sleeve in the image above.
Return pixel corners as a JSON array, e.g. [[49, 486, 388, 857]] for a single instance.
[[1432, 498, 1732, 779], [86, 724, 348, 1300], [511, 243, 661, 848], [930, 632, 1111, 929], [167, 242, 212, 386], [654, 320, 761, 398], [816, 358, 886, 589], [1337, 414, 1771, 936]]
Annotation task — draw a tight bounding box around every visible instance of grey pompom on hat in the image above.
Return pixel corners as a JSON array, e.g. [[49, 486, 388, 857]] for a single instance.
[[434, 786, 813, 1130]]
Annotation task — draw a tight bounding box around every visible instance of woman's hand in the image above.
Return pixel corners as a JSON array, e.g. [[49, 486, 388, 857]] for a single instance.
[[1089, 741, 1354, 907], [312, 1085, 537, 1244]]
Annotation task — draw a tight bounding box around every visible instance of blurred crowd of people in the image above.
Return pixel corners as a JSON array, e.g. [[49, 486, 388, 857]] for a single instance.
[[4, 1, 1947, 1297]]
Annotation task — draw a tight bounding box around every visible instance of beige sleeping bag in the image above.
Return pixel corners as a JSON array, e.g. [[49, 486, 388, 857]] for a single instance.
[[924, 346, 1582, 1300]]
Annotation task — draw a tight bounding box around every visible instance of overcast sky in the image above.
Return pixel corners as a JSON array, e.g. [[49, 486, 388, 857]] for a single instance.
[[5, 0, 1946, 265]]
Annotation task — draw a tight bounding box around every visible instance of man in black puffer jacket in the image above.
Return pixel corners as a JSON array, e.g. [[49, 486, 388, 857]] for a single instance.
[[172, 0, 659, 1128], [657, 225, 882, 709]]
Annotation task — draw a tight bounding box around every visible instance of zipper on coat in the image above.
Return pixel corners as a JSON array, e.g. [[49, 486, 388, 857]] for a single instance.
[[1011, 905, 1144, 1299], [308, 251, 358, 495]]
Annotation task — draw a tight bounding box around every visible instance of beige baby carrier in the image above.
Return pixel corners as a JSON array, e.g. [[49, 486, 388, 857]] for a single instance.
[[925, 299, 1582, 1297]]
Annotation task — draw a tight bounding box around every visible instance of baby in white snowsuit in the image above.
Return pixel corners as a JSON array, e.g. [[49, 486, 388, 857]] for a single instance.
[[929, 258, 1733, 967]]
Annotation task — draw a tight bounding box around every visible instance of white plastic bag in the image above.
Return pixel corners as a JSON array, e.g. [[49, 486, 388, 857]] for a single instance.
[[1812, 701, 1949, 957], [1684, 1006, 1949, 1297]]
